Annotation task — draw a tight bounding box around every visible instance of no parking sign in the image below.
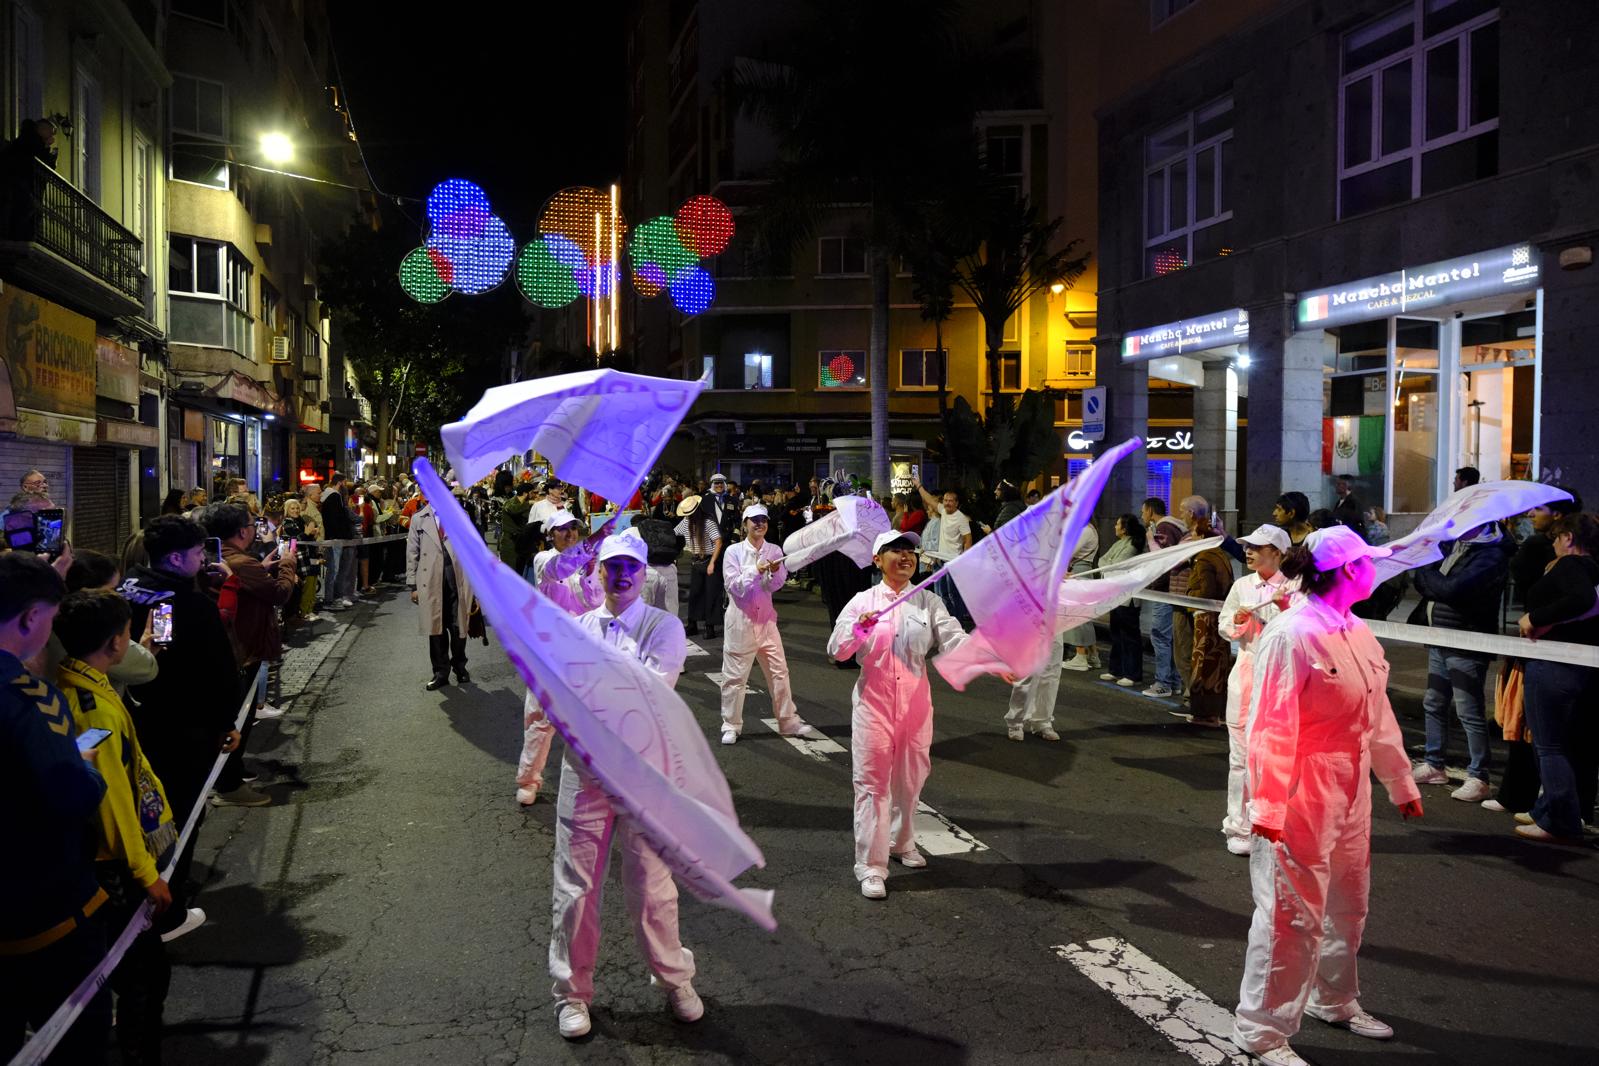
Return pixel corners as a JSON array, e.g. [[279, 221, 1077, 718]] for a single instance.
[[1081, 387, 1106, 442]]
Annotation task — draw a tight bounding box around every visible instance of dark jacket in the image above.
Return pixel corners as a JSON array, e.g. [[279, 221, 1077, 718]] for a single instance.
[[221, 545, 296, 663], [994, 500, 1026, 528], [0, 651, 106, 944], [1508, 531, 1556, 605], [319, 488, 354, 539], [1526, 554, 1599, 646], [635, 516, 685, 565], [1411, 535, 1513, 634], [123, 564, 242, 804]]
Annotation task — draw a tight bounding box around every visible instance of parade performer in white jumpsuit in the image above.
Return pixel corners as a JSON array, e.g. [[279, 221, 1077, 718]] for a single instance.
[[549, 530, 702, 1039], [1233, 527, 1424, 1066], [1218, 524, 1293, 855], [827, 530, 970, 900], [718, 503, 814, 744], [516, 509, 604, 805]]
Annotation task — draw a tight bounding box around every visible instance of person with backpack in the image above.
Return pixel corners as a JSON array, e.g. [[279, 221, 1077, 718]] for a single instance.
[[633, 510, 685, 614]]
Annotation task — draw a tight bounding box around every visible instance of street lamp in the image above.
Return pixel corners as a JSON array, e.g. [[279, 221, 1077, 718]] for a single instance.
[[259, 132, 294, 165]]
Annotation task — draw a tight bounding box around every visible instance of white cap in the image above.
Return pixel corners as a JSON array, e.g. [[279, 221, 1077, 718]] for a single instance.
[[709, 472, 728, 485], [1239, 524, 1291, 553], [1306, 525, 1391, 570], [545, 509, 580, 530], [743, 503, 770, 522], [598, 528, 648, 564], [872, 529, 920, 555]]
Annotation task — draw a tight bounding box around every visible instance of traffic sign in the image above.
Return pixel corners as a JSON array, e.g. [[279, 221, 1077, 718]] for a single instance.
[[1081, 387, 1106, 442]]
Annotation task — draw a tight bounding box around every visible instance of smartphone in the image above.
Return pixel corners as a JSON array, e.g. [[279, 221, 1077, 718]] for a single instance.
[[204, 537, 223, 566], [152, 602, 174, 645], [1, 508, 36, 550], [287, 538, 298, 554], [34, 509, 65, 558], [75, 727, 112, 753]]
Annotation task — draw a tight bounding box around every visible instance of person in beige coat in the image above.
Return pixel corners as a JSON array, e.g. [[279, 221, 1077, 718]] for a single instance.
[[406, 494, 476, 691]]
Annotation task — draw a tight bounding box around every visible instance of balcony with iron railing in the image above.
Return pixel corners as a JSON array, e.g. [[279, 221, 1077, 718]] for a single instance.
[[0, 157, 145, 320]]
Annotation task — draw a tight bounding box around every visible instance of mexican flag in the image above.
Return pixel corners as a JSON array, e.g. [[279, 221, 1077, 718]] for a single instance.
[[1323, 416, 1382, 476]]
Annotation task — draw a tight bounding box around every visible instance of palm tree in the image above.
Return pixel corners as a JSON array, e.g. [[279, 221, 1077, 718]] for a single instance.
[[735, 0, 1025, 492], [952, 192, 1090, 416]]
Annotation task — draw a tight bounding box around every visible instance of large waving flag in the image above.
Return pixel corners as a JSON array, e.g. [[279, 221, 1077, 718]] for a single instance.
[[440, 369, 706, 496], [933, 437, 1142, 689], [1054, 536, 1224, 632], [779, 495, 892, 571], [414, 459, 775, 930], [1372, 480, 1573, 583]]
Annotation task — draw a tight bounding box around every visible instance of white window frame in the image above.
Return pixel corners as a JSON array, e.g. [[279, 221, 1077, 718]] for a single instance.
[[170, 237, 253, 357], [743, 352, 774, 390], [1336, 1, 1499, 218], [817, 236, 867, 277], [898, 348, 946, 390], [170, 73, 231, 190], [73, 65, 102, 204], [1143, 96, 1233, 277], [818, 348, 868, 390]]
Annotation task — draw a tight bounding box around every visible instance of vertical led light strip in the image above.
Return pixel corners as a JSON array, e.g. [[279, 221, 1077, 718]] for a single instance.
[[609, 184, 620, 352], [593, 210, 604, 353]]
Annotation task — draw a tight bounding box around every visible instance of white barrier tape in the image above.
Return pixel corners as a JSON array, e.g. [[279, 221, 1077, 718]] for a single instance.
[[285, 532, 409, 548], [1133, 590, 1599, 669], [8, 665, 265, 1066]]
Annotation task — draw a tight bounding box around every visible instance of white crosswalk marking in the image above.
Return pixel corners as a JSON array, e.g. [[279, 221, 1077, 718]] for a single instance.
[[912, 802, 989, 856], [1054, 937, 1248, 1065], [685, 639, 709, 658], [703, 671, 762, 695], [759, 717, 846, 761]]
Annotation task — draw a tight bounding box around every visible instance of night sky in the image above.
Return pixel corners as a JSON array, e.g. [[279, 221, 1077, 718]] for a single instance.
[[326, 3, 628, 235]]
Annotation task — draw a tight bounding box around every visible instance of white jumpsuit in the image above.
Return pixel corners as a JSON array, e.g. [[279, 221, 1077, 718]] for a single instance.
[[1233, 595, 1421, 1054], [549, 598, 694, 1006], [828, 582, 967, 882], [1217, 569, 1289, 842], [718, 539, 799, 734], [518, 545, 604, 792]]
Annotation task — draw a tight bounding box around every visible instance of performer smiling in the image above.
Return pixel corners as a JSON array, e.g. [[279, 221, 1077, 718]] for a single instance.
[[827, 530, 969, 900], [717, 503, 814, 744]]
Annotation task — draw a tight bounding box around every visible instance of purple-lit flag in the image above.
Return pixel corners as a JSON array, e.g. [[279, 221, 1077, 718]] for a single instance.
[[779, 496, 892, 571], [1372, 480, 1574, 583]]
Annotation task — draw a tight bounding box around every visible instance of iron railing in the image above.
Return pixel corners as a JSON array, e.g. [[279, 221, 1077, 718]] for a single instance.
[[15, 157, 144, 302]]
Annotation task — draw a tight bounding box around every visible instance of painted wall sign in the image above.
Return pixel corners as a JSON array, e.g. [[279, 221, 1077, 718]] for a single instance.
[[96, 337, 140, 404], [1122, 308, 1248, 361], [1066, 428, 1193, 453], [1296, 243, 1540, 329], [1, 283, 97, 418]]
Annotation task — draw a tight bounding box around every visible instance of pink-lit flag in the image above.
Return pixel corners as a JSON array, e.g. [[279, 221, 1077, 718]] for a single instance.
[[1372, 480, 1573, 583], [414, 458, 775, 930], [1054, 536, 1224, 632], [440, 368, 707, 497], [779, 495, 892, 571], [933, 437, 1143, 689]]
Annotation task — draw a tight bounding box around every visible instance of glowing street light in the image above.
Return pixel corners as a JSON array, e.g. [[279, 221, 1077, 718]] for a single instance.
[[259, 132, 294, 164]]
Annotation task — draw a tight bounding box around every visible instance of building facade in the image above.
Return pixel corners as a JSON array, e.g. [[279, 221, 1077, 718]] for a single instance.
[[1094, 0, 1599, 531], [1, 0, 169, 555]]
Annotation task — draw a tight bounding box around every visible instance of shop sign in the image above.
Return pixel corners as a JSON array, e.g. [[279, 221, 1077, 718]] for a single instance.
[[182, 408, 206, 442], [1066, 428, 1193, 453], [1296, 243, 1540, 329], [1122, 308, 1248, 361], [98, 417, 159, 449], [729, 434, 823, 455], [0, 283, 96, 417], [16, 409, 97, 445], [95, 337, 140, 404]]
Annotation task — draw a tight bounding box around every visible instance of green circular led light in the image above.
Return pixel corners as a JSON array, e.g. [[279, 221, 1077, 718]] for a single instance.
[[629, 216, 698, 279], [398, 246, 449, 304], [516, 237, 581, 308]]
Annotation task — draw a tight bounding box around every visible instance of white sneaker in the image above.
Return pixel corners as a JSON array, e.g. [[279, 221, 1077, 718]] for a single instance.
[[1099, 672, 1118, 681], [1481, 798, 1507, 813], [1412, 763, 1449, 786], [1451, 777, 1493, 803], [1062, 654, 1090, 672], [1029, 725, 1061, 741], [1142, 683, 1175, 698], [1226, 836, 1254, 856], [557, 1001, 591, 1039], [1329, 1009, 1393, 1040], [516, 786, 538, 806], [339, 598, 356, 609], [891, 848, 928, 868], [159, 906, 206, 943], [650, 947, 704, 1022], [1006, 724, 1025, 741], [720, 729, 738, 746], [1115, 677, 1137, 688], [778, 718, 816, 738], [859, 875, 887, 899], [1249, 1046, 1311, 1066], [254, 703, 285, 720], [302, 613, 325, 623]]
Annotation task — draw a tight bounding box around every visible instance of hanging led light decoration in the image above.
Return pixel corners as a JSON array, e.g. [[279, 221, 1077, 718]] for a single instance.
[[398, 179, 515, 303], [629, 194, 734, 315], [514, 186, 628, 351]]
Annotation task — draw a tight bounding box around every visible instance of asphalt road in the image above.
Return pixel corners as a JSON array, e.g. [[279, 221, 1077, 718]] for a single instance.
[[162, 583, 1599, 1065]]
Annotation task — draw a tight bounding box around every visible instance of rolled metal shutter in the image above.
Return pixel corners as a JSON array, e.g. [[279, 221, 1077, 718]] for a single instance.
[[71, 447, 131, 557]]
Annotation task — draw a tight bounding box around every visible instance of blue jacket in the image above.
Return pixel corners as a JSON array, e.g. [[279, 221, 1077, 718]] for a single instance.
[[1412, 536, 1514, 634], [0, 650, 106, 944]]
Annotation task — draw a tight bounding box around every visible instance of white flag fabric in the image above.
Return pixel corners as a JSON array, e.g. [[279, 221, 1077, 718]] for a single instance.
[[779, 496, 892, 571], [1372, 480, 1574, 583], [1055, 537, 1224, 633], [933, 437, 1142, 690], [440, 369, 707, 497], [413, 459, 775, 930]]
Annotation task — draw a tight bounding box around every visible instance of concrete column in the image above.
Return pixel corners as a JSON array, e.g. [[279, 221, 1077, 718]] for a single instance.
[[1096, 337, 1149, 519], [1245, 300, 1328, 525], [1537, 246, 1599, 508], [1193, 363, 1238, 528]]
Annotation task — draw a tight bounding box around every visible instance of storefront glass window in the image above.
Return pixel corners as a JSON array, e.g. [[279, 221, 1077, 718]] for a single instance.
[[1459, 309, 1537, 482], [1323, 324, 1390, 515]]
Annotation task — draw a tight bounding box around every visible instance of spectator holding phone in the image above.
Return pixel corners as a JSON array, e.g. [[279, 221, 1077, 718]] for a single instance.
[[0, 554, 112, 1064], [55, 590, 177, 1062], [36, 549, 161, 695]]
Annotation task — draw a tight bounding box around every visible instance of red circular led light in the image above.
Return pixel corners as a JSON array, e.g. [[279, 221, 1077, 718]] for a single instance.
[[673, 195, 733, 257]]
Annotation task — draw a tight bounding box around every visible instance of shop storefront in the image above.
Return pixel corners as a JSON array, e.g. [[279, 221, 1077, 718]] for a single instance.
[[168, 370, 289, 500], [1297, 242, 1541, 521]]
